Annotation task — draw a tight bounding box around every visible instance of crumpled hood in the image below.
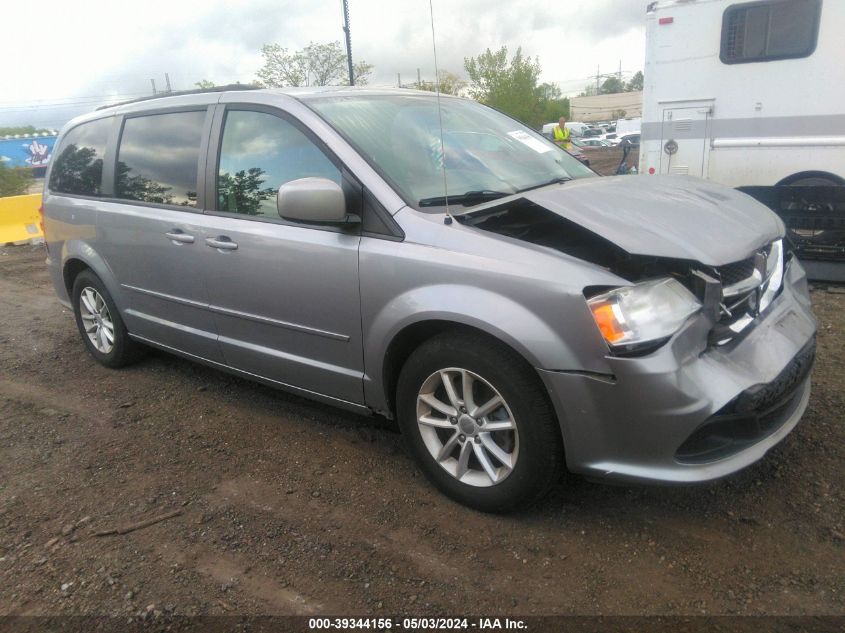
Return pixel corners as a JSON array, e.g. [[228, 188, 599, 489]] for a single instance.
[[511, 175, 784, 266]]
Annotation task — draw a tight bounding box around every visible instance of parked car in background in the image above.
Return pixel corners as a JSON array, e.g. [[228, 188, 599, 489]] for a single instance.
[[44, 87, 815, 512], [582, 128, 604, 138], [577, 138, 611, 148], [618, 133, 641, 147], [615, 117, 641, 137]]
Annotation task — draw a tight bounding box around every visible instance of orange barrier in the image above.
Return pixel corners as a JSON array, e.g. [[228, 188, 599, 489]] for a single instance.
[[0, 193, 42, 244]]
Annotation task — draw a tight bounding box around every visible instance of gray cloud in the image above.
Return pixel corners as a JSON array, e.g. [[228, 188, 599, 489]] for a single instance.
[[2, 0, 647, 128]]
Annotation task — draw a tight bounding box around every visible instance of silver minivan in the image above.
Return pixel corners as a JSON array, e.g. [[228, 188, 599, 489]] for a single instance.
[[44, 87, 816, 512]]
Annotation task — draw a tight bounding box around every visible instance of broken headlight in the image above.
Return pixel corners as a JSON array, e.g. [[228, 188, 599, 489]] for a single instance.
[[587, 278, 701, 352], [758, 238, 784, 314]]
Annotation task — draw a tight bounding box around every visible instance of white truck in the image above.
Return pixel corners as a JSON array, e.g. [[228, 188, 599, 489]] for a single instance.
[[640, 0, 845, 279]]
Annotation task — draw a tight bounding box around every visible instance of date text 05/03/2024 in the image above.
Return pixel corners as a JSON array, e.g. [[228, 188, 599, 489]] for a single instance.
[[307, 617, 528, 630]]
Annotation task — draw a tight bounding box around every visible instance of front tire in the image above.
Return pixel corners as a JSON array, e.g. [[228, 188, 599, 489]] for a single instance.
[[72, 270, 145, 368], [396, 331, 563, 512]]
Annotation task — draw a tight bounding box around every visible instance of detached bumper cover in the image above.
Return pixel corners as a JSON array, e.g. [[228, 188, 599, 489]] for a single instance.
[[539, 256, 817, 483]]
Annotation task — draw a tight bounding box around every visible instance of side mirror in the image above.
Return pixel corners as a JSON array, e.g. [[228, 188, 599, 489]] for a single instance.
[[276, 177, 355, 224]]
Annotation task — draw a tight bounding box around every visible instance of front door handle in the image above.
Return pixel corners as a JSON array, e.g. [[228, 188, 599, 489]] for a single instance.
[[165, 230, 195, 244], [205, 236, 238, 251]]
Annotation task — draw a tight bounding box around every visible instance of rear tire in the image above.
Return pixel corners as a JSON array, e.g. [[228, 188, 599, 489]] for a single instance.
[[396, 331, 564, 513], [72, 270, 145, 368]]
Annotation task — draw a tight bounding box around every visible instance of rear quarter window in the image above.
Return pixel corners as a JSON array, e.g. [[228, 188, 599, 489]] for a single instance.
[[49, 117, 111, 196], [116, 110, 206, 207]]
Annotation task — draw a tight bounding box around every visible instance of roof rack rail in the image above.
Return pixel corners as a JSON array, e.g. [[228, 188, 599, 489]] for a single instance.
[[96, 83, 261, 111]]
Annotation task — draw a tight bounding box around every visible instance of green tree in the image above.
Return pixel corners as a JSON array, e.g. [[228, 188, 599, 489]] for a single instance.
[[600, 76, 625, 94], [0, 126, 53, 136], [464, 46, 551, 128], [533, 80, 568, 121], [540, 97, 570, 124], [257, 41, 372, 87], [352, 61, 373, 86], [416, 70, 466, 96], [194, 79, 216, 89], [0, 162, 33, 197], [257, 44, 308, 86], [626, 70, 644, 92]]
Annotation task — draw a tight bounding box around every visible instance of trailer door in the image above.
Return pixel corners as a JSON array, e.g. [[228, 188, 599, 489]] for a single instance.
[[659, 107, 710, 177]]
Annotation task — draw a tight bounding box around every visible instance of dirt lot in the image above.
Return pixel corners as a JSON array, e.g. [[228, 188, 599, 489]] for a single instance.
[[0, 244, 843, 619], [580, 145, 638, 176]]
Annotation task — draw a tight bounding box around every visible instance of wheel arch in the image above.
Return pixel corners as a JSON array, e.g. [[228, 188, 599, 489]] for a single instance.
[[60, 242, 128, 312], [363, 283, 606, 418], [62, 258, 91, 297], [378, 319, 549, 421]]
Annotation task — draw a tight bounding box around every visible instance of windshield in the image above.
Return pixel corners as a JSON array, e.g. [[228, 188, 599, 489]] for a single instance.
[[306, 94, 595, 210]]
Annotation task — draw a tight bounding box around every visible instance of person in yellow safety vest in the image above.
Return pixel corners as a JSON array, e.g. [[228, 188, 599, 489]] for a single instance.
[[552, 116, 572, 151]]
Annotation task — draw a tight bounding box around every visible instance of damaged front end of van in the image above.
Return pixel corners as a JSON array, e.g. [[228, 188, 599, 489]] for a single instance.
[[453, 175, 817, 483]]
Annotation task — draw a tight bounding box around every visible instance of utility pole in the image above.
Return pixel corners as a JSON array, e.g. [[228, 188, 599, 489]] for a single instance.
[[342, 0, 354, 86], [595, 65, 600, 94], [417, 68, 421, 88], [397, 73, 401, 88]]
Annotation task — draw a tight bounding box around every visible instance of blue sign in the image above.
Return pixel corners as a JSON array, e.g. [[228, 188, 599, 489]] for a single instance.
[[0, 135, 57, 169]]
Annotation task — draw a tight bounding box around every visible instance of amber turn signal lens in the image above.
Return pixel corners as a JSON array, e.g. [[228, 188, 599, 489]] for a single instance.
[[590, 302, 625, 344]]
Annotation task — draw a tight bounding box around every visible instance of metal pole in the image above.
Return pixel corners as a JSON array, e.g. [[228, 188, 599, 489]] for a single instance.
[[150, 79, 157, 95], [165, 73, 172, 93], [342, 0, 354, 86]]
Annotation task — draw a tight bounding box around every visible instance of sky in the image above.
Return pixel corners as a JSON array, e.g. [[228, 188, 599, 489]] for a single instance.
[[1, 0, 649, 130]]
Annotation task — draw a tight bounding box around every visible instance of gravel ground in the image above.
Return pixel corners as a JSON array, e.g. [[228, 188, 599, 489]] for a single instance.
[[0, 243, 843, 619]]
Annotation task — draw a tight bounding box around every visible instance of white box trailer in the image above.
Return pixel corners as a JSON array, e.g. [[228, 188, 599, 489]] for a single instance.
[[639, 0, 845, 279]]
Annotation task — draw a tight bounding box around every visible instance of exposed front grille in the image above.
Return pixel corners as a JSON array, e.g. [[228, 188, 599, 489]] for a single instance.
[[707, 242, 781, 345], [716, 257, 756, 286]]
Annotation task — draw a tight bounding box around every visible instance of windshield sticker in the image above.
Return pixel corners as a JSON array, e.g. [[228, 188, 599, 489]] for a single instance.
[[507, 130, 554, 154]]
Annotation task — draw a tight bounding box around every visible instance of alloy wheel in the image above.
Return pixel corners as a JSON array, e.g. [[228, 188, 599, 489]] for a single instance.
[[78, 286, 115, 354], [416, 367, 519, 487]]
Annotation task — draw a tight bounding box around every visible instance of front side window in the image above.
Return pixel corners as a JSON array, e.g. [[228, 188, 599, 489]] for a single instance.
[[49, 117, 111, 196], [307, 95, 595, 210], [216, 109, 340, 218], [721, 0, 821, 64], [116, 110, 206, 207]]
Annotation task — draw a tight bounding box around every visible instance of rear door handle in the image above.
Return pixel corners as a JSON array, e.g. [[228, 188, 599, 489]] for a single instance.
[[165, 230, 195, 244], [205, 236, 238, 251]]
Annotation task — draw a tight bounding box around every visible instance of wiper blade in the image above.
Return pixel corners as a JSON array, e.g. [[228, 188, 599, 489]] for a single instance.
[[516, 177, 571, 194], [418, 190, 512, 208]]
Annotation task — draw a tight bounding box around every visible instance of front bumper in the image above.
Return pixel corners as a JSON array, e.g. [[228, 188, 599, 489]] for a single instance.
[[539, 256, 817, 484]]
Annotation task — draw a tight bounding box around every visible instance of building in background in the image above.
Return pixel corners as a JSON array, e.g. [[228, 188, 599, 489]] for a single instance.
[[570, 91, 643, 122]]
